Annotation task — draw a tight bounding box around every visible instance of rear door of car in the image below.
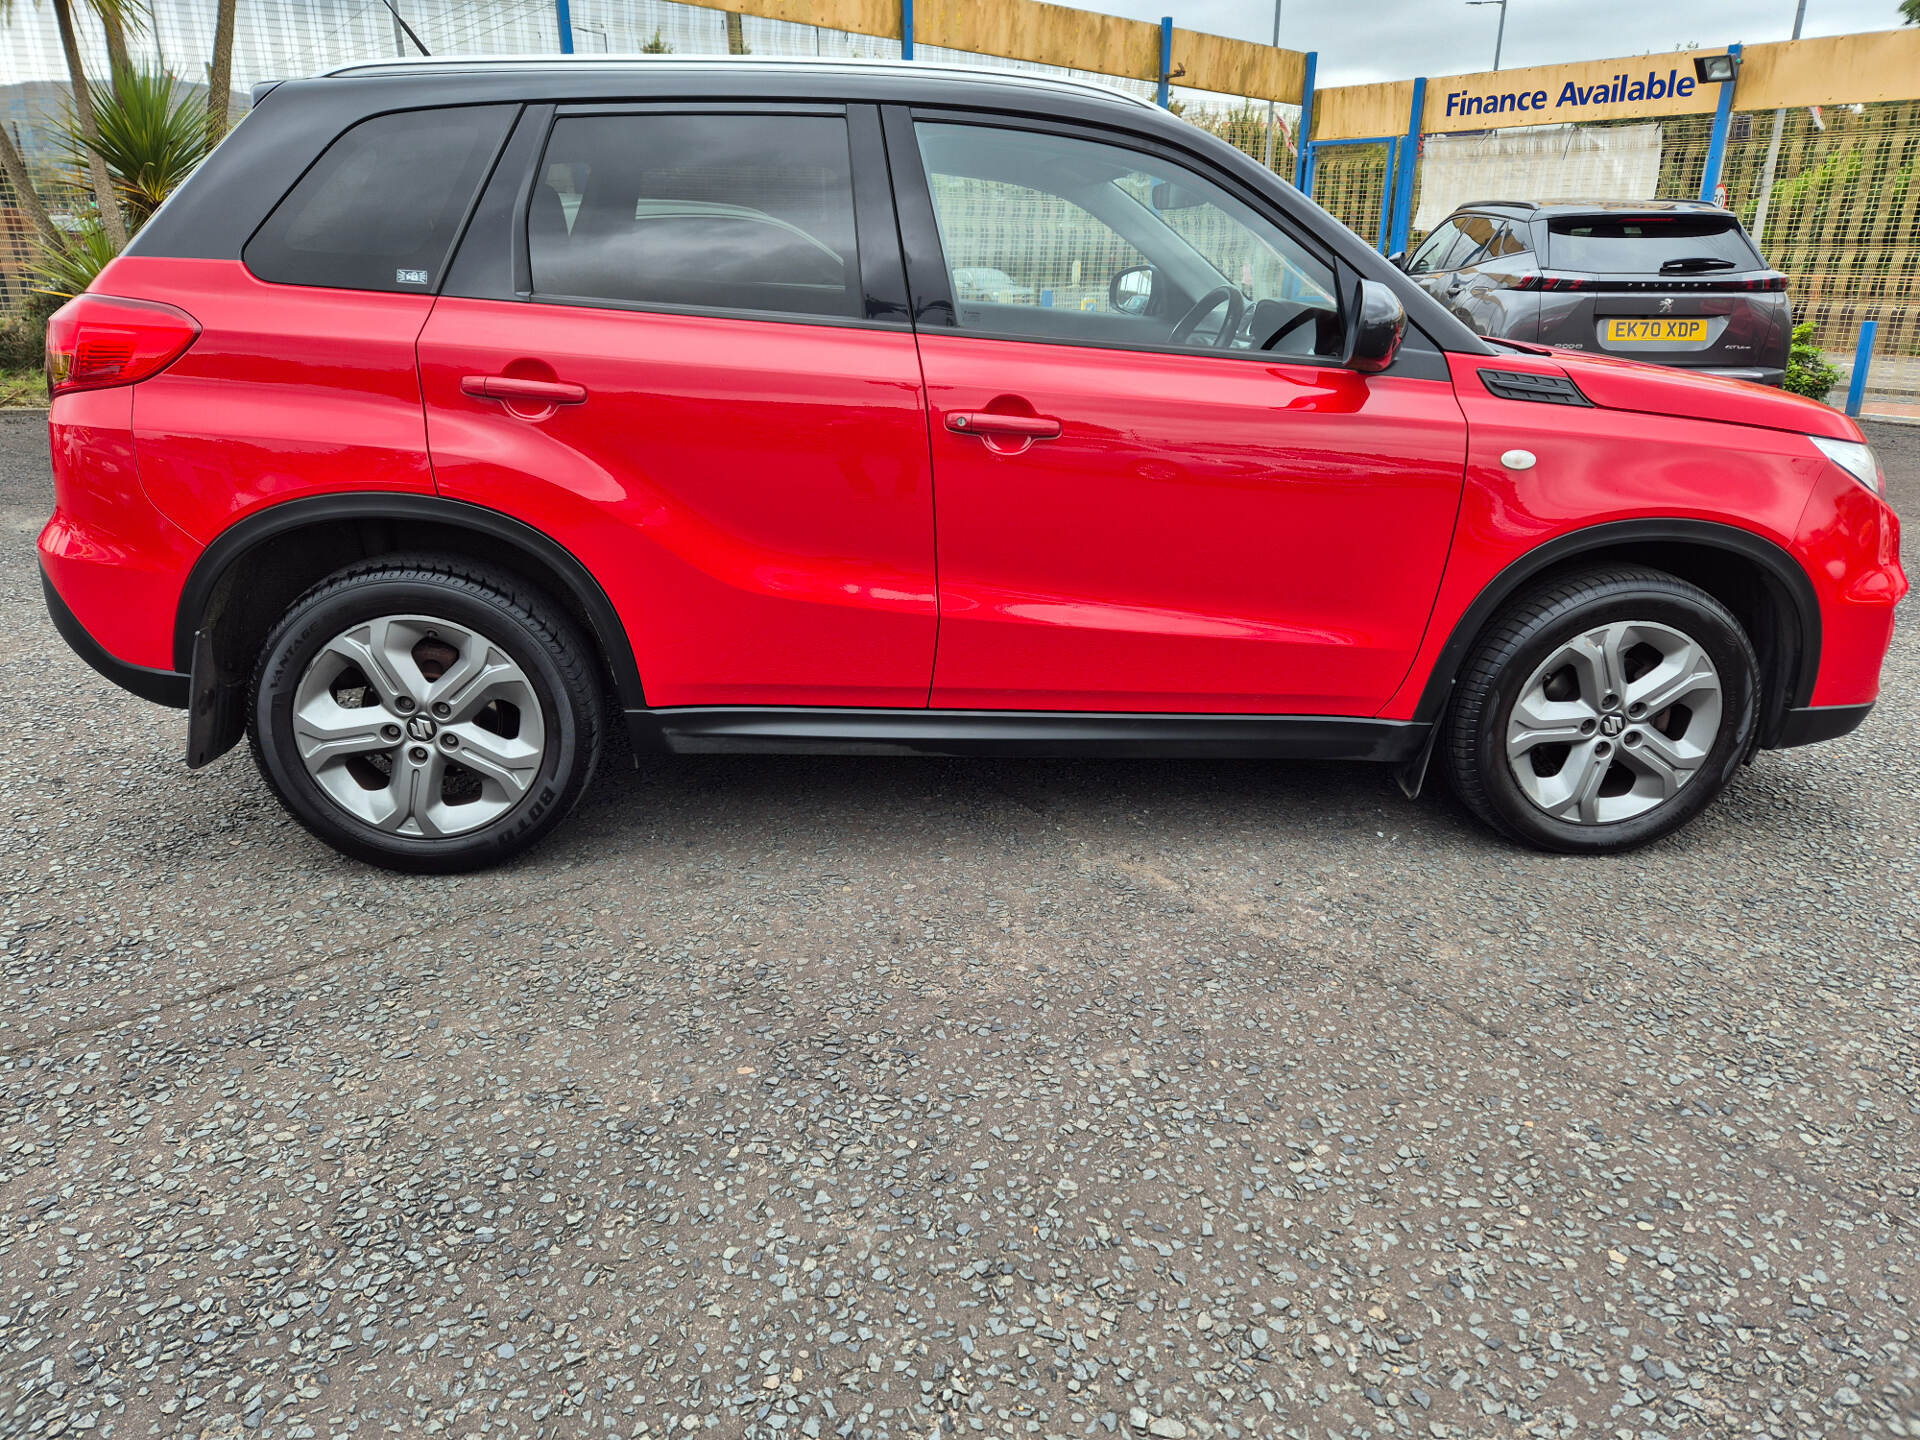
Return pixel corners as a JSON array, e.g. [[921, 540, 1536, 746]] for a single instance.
[[417, 100, 938, 710]]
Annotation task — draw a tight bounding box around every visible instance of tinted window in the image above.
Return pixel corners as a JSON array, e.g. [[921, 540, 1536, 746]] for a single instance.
[[529, 114, 860, 319], [916, 122, 1340, 359], [1451, 215, 1500, 268], [1488, 222, 1530, 258], [245, 106, 514, 293], [1406, 221, 1462, 275], [1546, 215, 1760, 274]]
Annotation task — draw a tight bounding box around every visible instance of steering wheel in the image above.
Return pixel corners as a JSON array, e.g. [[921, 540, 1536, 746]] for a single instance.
[[1257, 305, 1325, 353], [1169, 284, 1246, 350]]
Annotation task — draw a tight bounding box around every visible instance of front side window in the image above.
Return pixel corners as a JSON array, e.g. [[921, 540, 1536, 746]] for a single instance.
[[1450, 215, 1501, 269], [915, 122, 1340, 360], [529, 113, 860, 319], [1406, 221, 1463, 275], [246, 105, 516, 294]]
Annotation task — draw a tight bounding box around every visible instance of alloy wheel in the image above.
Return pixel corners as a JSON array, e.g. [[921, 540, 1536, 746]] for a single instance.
[[289, 613, 547, 837], [1504, 620, 1723, 825]]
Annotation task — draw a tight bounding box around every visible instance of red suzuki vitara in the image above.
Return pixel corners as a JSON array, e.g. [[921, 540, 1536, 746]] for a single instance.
[[39, 59, 1904, 870]]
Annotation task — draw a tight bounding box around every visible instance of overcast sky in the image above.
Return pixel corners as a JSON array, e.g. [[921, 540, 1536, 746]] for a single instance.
[[1088, 0, 1910, 86]]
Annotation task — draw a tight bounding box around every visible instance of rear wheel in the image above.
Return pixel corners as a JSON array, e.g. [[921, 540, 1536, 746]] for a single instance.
[[1442, 567, 1758, 853], [249, 557, 604, 872]]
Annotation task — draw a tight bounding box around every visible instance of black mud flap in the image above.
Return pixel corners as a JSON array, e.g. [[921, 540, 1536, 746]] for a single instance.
[[186, 628, 247, 769], [1394, 696, 1447, 800]]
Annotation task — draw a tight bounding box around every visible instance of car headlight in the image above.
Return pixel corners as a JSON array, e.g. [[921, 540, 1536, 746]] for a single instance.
[[1809, 435, 1885, 497]]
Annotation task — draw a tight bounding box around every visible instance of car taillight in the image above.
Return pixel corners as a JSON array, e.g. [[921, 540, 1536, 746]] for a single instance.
[[1509, 275, 1587, 292], [44, 293, 200, 398]]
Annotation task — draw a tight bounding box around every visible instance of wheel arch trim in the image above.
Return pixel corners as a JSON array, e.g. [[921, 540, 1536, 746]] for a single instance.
[[172, 492, 647, 708], [1412, 518, 1820, 733]]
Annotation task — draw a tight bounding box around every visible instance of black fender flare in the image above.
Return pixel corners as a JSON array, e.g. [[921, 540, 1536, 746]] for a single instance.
[[173, 492, 647, 708], [1411, 517, 1820, 733]]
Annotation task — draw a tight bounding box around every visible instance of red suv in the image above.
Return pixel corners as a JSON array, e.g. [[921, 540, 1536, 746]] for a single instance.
[[39, 59, 1904, 870]]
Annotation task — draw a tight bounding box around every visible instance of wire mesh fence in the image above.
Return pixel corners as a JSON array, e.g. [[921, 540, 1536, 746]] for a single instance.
[[1303, 142, 1393, 251]]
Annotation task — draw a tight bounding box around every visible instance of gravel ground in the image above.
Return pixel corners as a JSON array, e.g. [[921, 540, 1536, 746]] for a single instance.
[[2, 412, 1916, 1440]]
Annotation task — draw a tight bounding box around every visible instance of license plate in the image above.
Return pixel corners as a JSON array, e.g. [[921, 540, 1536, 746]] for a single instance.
[[1605, 317, 1710, 345]]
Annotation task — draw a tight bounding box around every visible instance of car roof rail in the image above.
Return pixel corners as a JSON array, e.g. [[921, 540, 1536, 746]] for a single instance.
[[320, 54, 1163, 112]]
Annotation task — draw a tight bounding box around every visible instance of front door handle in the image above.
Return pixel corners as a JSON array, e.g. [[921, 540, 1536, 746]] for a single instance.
[[945, 411, 1063, 440], [461, 374, 588, 406]]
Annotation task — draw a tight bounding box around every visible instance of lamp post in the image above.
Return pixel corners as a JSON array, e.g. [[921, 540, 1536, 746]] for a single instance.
[[1752, 0, 1808, 246], [1260, 1, 1283, 171], [1466, 0, 1508, 71]]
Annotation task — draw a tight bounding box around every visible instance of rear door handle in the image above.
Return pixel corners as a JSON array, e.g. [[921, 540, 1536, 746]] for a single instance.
[[461, 374, 588, 406], [945, 411, 1063, 440]]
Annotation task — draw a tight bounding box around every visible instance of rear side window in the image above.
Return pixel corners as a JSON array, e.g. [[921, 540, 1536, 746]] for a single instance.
[[245, 105, 515, 293], [528, 113, 860, 320], [1545, 215, 1760, 275]]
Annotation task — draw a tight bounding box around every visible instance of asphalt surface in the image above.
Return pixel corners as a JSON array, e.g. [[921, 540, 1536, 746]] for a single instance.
[[2, 412, 1916, 1440]]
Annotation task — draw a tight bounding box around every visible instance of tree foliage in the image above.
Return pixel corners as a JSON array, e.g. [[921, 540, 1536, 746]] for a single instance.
[[60, 65, 215, 224]]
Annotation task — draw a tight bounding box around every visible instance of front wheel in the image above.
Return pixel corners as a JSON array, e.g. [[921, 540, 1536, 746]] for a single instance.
[[249, 557, 605, 872], [1442, 567, 1759, 853]]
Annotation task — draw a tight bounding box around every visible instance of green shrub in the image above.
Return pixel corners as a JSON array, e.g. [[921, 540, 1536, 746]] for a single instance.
[[1782, 320, 1841, 403], [0, 316, 45, 372]]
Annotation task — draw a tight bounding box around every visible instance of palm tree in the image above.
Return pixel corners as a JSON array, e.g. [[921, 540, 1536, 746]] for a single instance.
[[0, 121, 61, 251], [1903, 0, 1920, 21], [98, 4, 133, 82], [46, 0, 133, 248], [207, 0, 237, 137], [60, 66, 213, 225]]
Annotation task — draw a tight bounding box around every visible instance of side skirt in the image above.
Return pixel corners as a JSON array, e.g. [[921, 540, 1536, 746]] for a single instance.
[[625, 707, 1430, 762]]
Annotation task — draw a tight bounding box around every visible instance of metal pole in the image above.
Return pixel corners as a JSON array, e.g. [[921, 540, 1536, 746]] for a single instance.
[[1845, 319, 1878, 418], [1698, 41, 1742, 203], [1389, 77, 1427, 257], [1261, 1, 1282, 171], [555, 0, 574, 54], [1157, 17, 1173, 108], [1292, 51, 1317, 189], [1466, 0, 1507, 72], [1750, 0, 1807, 247], [900, 0, 913, 61]]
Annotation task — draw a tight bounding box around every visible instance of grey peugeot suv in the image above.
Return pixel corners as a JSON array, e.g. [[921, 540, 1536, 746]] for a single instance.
[[1399, 199, 1791, 385]]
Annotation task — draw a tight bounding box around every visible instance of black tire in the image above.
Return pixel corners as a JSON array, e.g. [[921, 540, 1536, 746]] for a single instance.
[[1441, 566, 1759, 854], [249, 556, 605, 873]]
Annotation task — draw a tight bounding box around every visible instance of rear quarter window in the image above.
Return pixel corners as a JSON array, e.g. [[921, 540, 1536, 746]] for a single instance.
[[1545, 215, 1760, 275], [244, 105, 516, 294]]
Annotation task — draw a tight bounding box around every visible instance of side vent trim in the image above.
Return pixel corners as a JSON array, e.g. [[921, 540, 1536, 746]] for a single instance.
[[1480, 369, 1592, 406]]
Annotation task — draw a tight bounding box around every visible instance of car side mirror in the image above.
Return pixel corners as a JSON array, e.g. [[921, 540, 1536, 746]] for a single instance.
[[1344, 279, 1406, 373], [1109, 264, 1157, 316], [1386, 250, 1408, 270]]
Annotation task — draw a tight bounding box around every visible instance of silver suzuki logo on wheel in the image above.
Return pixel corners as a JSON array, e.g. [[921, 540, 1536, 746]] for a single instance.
[[1600, 713, 1626, 736], [406, 715, 437, 741]]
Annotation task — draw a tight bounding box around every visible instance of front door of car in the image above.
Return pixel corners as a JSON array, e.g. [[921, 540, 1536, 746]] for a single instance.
[[417, 103, 937, 709], [892, 112, 1469, 715]]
